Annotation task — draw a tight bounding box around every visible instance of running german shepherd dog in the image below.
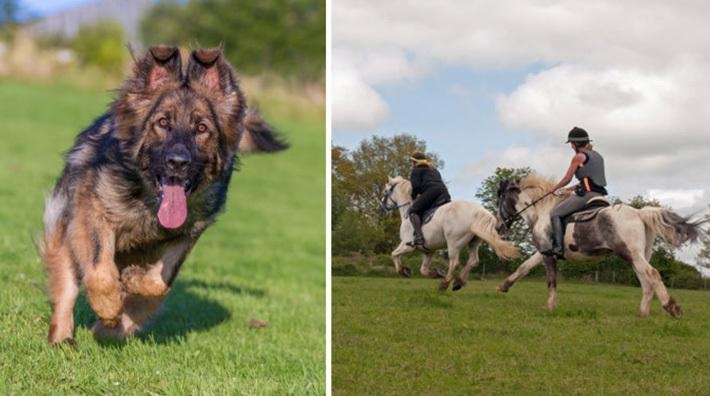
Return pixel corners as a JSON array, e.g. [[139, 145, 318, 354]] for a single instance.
[[40, 45, 287, 345]]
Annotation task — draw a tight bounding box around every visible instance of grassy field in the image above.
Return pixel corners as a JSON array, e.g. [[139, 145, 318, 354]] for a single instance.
[[0, 80, 324, 394], [333, 276, 710, 395]]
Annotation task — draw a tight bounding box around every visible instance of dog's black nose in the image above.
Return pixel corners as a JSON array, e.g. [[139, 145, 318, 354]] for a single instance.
[[165, 146, 191, 172]]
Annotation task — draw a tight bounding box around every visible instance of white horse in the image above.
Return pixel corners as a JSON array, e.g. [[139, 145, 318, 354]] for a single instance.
[[496, 174, 706, 318], [381, 176, 520, 290]]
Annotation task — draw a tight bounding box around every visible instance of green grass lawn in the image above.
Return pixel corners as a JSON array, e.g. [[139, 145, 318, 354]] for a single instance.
[[0, 80, 325, 394], [333, 276, 710, 395]]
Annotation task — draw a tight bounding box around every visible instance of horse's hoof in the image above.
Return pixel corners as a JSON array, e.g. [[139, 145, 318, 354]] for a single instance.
[[496, 282, 510, 293], [437, 281, 449, 291], [663, 298, 682, 319], [399, 267, 412, 278], [452, 279, 465, 291], [426, 269, 445, 279]]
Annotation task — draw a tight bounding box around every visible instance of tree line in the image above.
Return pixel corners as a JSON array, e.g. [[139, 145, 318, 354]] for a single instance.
[[332, 134, 708, 289], [141, 0, 324, 81]]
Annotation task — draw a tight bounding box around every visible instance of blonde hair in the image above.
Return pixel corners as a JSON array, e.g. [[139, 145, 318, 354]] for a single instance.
[[411, 158, 433, 168]]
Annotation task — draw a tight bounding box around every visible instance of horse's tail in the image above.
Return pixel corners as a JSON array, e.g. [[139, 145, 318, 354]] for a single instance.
[[638, 207, 707, 248], [471, 209, 521, 260]]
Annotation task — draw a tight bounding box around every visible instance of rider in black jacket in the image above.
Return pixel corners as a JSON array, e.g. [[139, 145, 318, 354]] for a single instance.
[[408, 151, 451, 247]]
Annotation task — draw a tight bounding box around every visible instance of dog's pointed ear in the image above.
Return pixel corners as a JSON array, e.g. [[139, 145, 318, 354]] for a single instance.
[[187, 48, 247, 152], [133, 45, 182, 91], [187, 48, 239, 96]]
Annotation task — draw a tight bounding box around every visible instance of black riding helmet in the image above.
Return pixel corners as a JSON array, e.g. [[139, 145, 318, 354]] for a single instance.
[[565, 126, 590, 143]]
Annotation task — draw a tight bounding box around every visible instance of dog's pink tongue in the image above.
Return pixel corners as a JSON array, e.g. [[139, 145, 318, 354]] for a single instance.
[[158, 184, 187, 229]]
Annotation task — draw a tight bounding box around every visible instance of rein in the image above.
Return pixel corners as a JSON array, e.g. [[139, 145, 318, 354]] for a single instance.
[[505, 190, 553, 225], [381, 183, 412, 212]]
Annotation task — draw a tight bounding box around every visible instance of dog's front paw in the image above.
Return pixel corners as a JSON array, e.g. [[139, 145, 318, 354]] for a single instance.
[[92, 319, 126, 341]]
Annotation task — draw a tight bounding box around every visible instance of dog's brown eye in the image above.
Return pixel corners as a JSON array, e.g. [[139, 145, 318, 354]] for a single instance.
[[196, 123, 208, 134], [158, 118, 169, 128]]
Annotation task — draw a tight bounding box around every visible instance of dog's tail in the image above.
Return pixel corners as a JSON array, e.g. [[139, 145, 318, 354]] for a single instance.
[[471, 208, 521, 260], [239, 108, 289, 153], [638, 207, 707, 248]]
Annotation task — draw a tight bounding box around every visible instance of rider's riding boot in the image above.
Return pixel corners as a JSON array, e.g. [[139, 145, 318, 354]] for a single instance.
[[407, 212, 426, 247], [550, 216, 565, 260]]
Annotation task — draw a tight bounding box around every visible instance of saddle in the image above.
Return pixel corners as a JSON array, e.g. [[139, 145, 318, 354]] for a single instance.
[[564, 196, 611, 224], [422, 199, 450, 224]]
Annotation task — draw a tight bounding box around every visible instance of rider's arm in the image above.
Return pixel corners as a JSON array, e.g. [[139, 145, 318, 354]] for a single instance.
[[410, 168, 422, 199], [550, 153, 586, 193]]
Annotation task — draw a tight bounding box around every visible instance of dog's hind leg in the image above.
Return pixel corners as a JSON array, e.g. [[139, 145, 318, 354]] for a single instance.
[[44, 243, 79, 345]]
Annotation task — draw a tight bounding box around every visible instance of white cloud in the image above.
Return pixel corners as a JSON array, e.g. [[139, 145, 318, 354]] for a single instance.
[[332, 68, 389, 130], [334, 0, 710, 135], [647, 189, 710, 212], [496, 63, 710, 155]]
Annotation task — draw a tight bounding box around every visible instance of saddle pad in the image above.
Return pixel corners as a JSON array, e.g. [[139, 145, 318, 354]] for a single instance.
[[423, 202, 448, 224], [566, 197, 611, 223]]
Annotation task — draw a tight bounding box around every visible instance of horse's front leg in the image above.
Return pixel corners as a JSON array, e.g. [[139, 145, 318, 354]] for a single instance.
[[439, 245, 462, 291], [419, 253, 443, 278], [543, 255, 558, 310], [497, 252, 543, 292], [391, 242, 415, 278], [453, 238, 482, 291]]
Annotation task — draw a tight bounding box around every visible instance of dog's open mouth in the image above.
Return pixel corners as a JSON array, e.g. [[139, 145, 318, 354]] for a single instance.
[[155, 176, 192, 229]]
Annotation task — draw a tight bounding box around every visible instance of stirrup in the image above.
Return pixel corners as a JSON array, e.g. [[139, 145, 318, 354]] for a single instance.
[[552, 249, 565, 260], [407, 237, 426, 248]]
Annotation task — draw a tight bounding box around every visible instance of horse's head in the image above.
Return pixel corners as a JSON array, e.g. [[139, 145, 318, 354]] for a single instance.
[[381, 176, 410, 212], [496, 179, 522, 232]]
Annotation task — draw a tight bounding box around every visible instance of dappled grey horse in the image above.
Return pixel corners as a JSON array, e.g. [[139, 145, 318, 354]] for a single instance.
[[382, 176, 520, 290], [496, 175, 706, 318]]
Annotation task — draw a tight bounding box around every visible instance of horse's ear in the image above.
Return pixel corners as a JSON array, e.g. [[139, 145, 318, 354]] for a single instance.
[[388, 176, 394, 183], [514, 178, 521, 185]]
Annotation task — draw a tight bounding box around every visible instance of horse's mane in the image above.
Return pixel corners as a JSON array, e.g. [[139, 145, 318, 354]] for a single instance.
[[519, 174, 573, 200], [391, 176, 412, 196]]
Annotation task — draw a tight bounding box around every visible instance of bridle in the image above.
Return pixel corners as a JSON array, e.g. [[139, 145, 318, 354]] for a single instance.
[[380, 183, 411, 212], [499, 185, 553, 229]]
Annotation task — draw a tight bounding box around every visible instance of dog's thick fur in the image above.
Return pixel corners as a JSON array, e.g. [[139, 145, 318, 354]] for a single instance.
[[40, 45, 287, 345]]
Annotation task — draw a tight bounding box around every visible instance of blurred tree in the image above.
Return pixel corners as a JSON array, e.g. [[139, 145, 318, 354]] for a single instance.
[[626, 195, 661, 209], [72, 22, 126, 74], [696, 210, 710, 270], [0, 0, 18, 25], [0, 0, 19, 40], [141, 0, 325, 80], [475, 167, 533, 255], [331, 135, 442, 254]]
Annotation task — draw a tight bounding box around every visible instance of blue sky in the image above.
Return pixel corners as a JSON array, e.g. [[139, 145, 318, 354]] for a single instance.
[[334, 65, 540, 199], [21, 0, 93, 18]]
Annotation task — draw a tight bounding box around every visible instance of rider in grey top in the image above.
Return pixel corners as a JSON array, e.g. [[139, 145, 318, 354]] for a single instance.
[[546, 127, 608, 259]]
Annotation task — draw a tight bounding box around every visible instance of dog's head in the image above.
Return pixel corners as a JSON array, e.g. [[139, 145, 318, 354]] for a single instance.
[[113, 45, 246, 229]]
